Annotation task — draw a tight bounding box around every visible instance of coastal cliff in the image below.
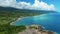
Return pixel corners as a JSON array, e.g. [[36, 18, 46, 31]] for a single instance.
[[18, 25, 56, 34]]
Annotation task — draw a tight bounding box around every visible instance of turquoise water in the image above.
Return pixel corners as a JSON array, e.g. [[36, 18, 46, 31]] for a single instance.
[[12, 13, 60, 34]]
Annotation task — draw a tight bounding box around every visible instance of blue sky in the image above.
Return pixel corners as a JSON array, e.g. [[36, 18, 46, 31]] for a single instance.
[[17, 0, 60, 12], [0, 0, 59, 11]]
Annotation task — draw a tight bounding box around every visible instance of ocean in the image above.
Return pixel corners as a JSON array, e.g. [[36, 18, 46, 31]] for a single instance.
[[11, 13, 60, 34]]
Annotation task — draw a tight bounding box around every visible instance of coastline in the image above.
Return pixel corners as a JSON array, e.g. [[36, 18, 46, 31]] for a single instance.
[[10, 16, 58, 34], [10, 16, 33, 25], [18, 25, 57, 34], [10, 17, 22, 25]]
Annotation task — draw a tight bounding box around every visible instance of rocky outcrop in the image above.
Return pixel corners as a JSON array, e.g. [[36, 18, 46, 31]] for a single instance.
[[18, 25, 56, 34]]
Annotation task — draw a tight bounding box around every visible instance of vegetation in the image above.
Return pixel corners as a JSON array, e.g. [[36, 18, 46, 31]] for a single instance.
[[0, 11, 40, 34], [0, 24, 26, 34], [0, 11, 38, 25], [0, 7, 56, 34]]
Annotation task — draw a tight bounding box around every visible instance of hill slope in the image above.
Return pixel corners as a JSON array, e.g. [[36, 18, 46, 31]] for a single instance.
[[0, 6, 57, 25], [0, 6, 57, 34]]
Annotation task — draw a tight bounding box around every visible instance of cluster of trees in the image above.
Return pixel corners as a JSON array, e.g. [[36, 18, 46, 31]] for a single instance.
[[0, 24, 26, 34]]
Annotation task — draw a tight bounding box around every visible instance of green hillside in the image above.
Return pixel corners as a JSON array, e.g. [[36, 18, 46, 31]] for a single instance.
[[0, 11, 35, 25], [0, 7, 57, 34], [0, 11, 41, 34]]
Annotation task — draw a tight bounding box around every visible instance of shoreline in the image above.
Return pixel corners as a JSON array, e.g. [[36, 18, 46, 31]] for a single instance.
[[10, 16, 33, 25], [10, 17, 58, 34], [18, 25, 57, 34], [10, 17, 22, 25]]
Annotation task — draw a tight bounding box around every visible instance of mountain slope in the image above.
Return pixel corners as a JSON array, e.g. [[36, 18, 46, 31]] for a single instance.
[[0, 6, 57, 13], [0, 6, 57, 34]]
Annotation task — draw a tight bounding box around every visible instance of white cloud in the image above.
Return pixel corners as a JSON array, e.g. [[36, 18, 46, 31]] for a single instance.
[[0, 0, 56, 11], [0, 0, 16, 7], [15, 2, 31, 9]]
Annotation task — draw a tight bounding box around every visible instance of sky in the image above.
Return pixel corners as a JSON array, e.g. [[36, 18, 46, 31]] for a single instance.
[[0, 0, 60, 12], [17, 0, 60, 12]]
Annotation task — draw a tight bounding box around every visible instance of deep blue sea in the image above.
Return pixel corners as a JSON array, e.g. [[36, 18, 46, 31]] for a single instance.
[[11, 13, 60, 34]]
